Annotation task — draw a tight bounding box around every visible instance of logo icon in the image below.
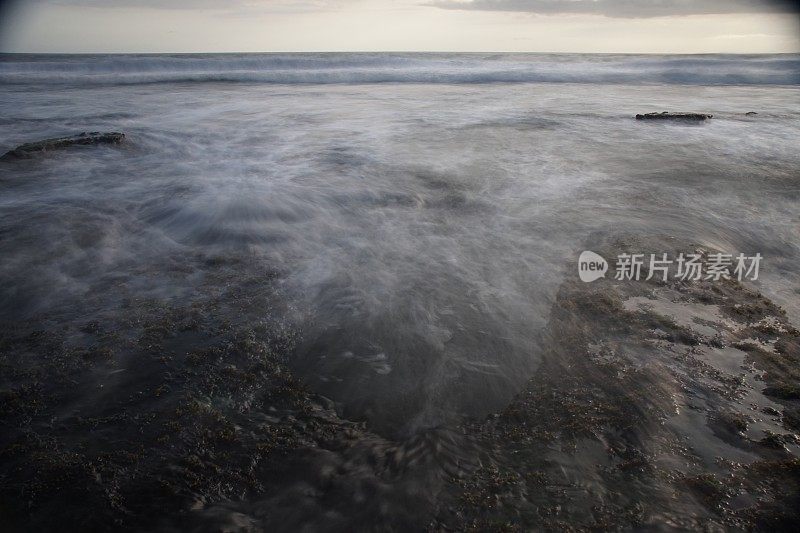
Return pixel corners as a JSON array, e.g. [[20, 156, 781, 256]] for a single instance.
[[578, 251, 608, 282]]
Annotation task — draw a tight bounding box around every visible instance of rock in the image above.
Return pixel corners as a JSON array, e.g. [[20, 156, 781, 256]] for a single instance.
[[1, 131, 125, 160], [635, 112, 712, 121], [745, 111, 758, 116]]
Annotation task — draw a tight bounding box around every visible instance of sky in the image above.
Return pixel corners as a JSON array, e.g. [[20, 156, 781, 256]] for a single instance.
[[0, 0, 798, 53]]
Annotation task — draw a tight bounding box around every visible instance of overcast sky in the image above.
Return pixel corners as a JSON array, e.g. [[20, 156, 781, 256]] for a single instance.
[[1, 0, 797, 53]]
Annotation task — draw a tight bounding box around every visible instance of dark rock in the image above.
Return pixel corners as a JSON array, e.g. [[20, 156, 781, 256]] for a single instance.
[[1, 131, 125, 160], [635, 112, 712, 121]]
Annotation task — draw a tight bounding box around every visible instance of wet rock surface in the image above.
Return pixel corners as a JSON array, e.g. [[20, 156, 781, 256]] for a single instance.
[[0, 253, 477, 532], [435, 235, 800, 531], [1, 235, 798, 531], [636, 112, 713, 121], [1, 132, 125, 160]]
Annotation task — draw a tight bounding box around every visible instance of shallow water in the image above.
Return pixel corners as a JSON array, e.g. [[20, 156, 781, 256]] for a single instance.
[[1, 53, 799, 440]]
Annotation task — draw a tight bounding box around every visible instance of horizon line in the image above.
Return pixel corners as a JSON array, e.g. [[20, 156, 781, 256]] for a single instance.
[[2, 50, 798, 56]]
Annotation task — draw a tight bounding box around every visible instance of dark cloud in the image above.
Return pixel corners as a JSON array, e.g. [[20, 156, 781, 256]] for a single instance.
[[430, 0, 800, 18]]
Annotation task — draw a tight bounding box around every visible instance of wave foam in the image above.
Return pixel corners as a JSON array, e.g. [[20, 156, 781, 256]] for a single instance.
[[1, 53, 798, 86]]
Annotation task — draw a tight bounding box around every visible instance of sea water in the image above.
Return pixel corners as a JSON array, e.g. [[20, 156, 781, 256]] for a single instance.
[[1, 52, 798, 436]]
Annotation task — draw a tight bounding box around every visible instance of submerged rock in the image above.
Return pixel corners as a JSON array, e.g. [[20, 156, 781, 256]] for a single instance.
[[635, 112, 712, 121], [1, 131, 125, 160]]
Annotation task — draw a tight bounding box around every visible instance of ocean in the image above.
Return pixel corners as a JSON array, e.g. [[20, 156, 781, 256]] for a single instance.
[[1, 53, 799, 530]]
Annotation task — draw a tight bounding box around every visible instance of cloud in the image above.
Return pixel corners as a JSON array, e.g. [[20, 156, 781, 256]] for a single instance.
[[34, 1, 348, 12], [430, 0, 800, 18]]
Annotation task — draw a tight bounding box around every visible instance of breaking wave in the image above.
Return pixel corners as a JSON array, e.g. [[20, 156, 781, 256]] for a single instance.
[[1, 52, 798, 86]]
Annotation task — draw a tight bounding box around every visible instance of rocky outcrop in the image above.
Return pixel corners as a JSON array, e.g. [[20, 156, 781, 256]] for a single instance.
[[635, 112, 712, 121], [1, 131, 125, 160], [439, 234, 800, 531]]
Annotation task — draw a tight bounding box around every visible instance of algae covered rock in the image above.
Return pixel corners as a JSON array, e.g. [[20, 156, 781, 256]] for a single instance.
[[1, 131, 125, 160], [635, 112, 713, 121]]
